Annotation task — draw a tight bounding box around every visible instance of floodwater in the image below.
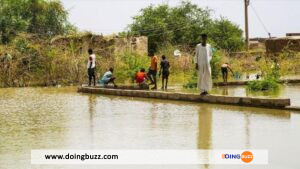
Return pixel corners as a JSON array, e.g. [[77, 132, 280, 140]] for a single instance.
[[181, 84, 300, 107], [0, 87, 300, 169], [211, 84, 300, 107]]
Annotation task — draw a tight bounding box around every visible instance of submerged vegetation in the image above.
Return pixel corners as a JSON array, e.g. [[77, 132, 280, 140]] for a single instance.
[[247, 55, 281, 91], [247, 79, 279, 91]]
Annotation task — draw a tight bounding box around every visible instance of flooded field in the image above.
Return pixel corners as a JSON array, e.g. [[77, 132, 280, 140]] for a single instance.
[[0, 87, 299, 169], [181, 84, 300, 107], [211, 84, 300, 107]]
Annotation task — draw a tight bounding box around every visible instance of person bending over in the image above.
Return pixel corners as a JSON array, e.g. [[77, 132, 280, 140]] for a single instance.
[[136, 68, 148, 84], [99, 68, 117, 87], [221, 63, 234, 83], [136, 68, 149, 89]]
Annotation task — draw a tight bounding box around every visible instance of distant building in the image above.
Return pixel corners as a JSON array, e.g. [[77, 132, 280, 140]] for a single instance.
[[286, 33, 300, 37], [265, 36, 300, 53]]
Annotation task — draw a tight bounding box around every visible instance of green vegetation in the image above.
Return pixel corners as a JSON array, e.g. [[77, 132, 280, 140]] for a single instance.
[[247, 79, 279, 91], [183, 48, 223, 88], [0, 33, 150, 87], [114, 51, 149, 83], [210, 49, 223, 79], [127, 1, 244, 52], [0, 0, 75, 44], [208, 18, 244, 52], [1, 0, 300, 89], [247, 57, 280, 91], [183, 70, 197, 88]]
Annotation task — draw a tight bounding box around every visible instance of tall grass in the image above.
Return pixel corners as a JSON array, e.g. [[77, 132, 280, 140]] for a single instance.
[[1, 34, 300, 88], [0, 35, 151, 87]]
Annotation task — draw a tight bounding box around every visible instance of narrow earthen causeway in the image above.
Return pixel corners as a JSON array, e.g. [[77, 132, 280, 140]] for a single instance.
[[78, 86, 292, 109]]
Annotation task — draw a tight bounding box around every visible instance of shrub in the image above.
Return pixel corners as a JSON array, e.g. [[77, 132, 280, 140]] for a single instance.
[[210, 49, 222, 79], [183, 70, 197, 88], [247, 79, 279, 91], [247, 60, 280, 91], [114, 51, 149, 83]]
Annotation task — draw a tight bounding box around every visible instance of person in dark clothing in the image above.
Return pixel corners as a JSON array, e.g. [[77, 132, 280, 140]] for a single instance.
[[159, 55, 170, 90], [221, 63, 234, 83], [87, 49, 96, 86]]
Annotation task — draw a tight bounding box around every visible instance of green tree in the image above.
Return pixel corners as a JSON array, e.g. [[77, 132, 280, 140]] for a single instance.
[[25, 0, 68, 35], [0, 0, 28, 43], [208, 17, 244, 52], [128, 1, 244, 52], [129, 4, 172, 52], [0, 0, 72, 44]]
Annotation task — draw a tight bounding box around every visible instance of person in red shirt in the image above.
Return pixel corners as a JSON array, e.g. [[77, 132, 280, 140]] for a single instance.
[[136, 68, 148, 85]]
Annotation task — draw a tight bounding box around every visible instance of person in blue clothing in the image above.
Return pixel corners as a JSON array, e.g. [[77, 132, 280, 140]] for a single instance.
[[99, 68, 117, 87]]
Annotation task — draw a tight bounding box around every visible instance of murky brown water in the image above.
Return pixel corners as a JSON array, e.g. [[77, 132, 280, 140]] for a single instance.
[[211, 84, 300, 107], [0, 87, 299, 169], [181, 84, 300, 106]]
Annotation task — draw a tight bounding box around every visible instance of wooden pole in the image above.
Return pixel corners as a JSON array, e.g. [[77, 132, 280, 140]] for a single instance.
[[245, 0, 250, 51]]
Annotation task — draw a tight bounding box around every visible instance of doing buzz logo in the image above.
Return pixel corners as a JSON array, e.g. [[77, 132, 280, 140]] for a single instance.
[[222, 151, 253, 163]]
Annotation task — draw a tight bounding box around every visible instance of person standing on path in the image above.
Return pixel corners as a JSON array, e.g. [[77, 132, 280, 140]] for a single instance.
[[159, 55, 170, 90], [87, 48, 96, 86], [147, 51, 158, 90], [194, 34, 213, 95]]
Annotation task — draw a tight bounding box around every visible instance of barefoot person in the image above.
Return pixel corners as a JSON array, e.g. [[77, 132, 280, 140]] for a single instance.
[[87, 49, 96, 86], [159, 55, 170, 90], [147, 51, 158, 90], [194, 34, 213, 95], [221, 63, 234, 83], [99, 68, 117, 87]]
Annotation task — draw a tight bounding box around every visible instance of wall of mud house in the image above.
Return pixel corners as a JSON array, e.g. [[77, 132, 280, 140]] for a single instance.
[[265, 37, 300, 53], [50, 35, 148, 57]]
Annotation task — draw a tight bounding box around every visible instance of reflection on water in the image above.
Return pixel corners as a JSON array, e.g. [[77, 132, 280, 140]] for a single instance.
[[183, 84, 300, 106], [212, 85, 283, 98], [88, 95, 97, 146], [221, 86, 228, 96], [0, 87, 299, 169], [198, 107, 212, 150], [197, 107, 212, 169], [213, 84, 300, 106]]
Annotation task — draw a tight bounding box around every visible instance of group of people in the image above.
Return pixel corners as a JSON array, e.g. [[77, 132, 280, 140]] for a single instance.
[[87, 48, 117, 87], [135, 53, 170, 90], [87, 34, 233, 95], [86, 49, 170, 90]]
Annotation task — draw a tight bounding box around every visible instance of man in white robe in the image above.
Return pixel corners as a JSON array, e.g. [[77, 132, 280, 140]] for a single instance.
[[194, 34, 213, 95]]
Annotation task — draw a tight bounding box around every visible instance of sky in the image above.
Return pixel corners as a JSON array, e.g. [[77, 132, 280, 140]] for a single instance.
[[61, 0, 300, 38]]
